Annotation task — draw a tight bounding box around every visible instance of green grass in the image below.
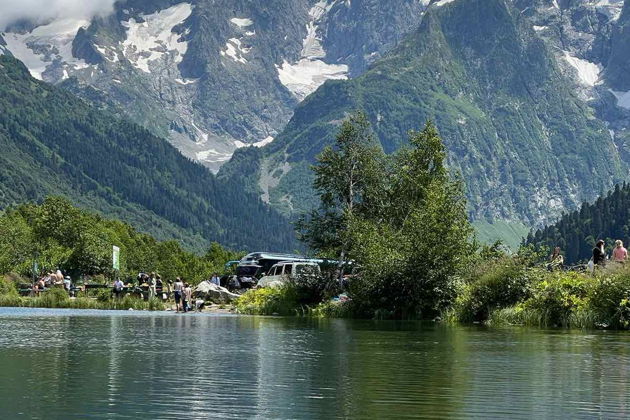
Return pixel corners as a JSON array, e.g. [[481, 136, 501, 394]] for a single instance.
[[473, 220, 530, 250], [0, 289, 165, 311]]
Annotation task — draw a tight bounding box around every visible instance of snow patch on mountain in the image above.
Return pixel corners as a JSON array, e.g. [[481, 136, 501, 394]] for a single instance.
[[2, 18, 89, 80], [94, 45, 119, 63], [196, 149, 231, 162], [230, 18, 253, 28], [221, 38, 251, 63], [121, 3, 192, 74], [434, 0, 458, 7], [276, 0, 348, 101], [563, 52, 601, 87], [610, 90, 630, 110]]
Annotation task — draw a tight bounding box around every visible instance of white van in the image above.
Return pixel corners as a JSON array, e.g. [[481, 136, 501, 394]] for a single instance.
[[257, 261, 321, 288]]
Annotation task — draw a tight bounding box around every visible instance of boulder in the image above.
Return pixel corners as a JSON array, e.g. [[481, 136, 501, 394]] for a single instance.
[[193, 281, 240, 304]]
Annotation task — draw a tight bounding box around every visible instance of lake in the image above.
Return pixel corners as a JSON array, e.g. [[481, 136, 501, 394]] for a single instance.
[[1, 308, 629, 419]]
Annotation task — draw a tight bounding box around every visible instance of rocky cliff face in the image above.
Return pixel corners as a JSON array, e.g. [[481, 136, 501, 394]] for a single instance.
[[220, 0, 630, 236], [0, 0, 426, 171]]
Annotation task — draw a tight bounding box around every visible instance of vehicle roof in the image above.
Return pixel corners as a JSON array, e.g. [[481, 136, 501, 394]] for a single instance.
[[272, 260, 320, 266], [241, 252, 307, 262]]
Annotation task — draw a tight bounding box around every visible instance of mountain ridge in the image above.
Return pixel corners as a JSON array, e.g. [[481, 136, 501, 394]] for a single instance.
[[0, 55, 298, 252], [219, 0, 628, 240]]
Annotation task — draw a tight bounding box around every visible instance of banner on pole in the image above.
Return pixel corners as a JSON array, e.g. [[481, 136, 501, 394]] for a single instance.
[[113, 246, 120, 271]]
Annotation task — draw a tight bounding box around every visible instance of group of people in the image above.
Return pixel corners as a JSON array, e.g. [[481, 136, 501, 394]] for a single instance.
[[548, 239, 628, 273], [172, 277, 194, 313], [589, 239, 627, 272], [34, 269, 71, 295]]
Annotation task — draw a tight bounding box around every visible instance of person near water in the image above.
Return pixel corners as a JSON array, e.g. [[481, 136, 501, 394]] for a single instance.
[[113, 278, 124, 299], [182, 283, 192, 313], [210, 273, 221, 286], [548, 247, 564, 271], [173, 277, 184, 312], [593, 240, 607, 268], [613, 240, 628, 263], [148, 272, 157, 300]]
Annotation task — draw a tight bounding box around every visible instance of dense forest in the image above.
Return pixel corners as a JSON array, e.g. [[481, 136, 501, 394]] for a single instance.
[[527, 183, 630, 263], [0, 55, 298, 252], [0, 197, 242, 282]]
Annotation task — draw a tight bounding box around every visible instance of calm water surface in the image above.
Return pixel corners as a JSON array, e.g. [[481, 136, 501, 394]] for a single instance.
[[1, 307, 629, 419]]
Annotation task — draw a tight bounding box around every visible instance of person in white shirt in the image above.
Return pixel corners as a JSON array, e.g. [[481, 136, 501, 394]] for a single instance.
[[173, 277, 184, 312], [113, 278, 124, 299]]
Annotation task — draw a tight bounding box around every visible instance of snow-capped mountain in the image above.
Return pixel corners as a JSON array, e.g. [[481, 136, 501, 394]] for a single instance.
[[218, 0, 630, 246], [0, 0, 426, 171]]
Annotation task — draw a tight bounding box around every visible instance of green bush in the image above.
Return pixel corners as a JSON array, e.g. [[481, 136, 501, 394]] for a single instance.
[[235, 286, 299, 316], [518, 272, 591, 328], [588, 271, 630, 329], [450, 258, 538, 323], [307, 300, 353, 318], [96, 288, 113, 303], [486, 269, 630, 329], [0, 293, 22, 307], [36, 288, 70, 308], [0, 275, 18, 296]]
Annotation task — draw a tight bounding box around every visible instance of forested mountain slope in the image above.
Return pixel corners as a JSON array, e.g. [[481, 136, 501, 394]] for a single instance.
[[221, 0, 627, 238], [528, 183, 630, 264], [0, 0, 426, 171], [0, 55, 297, 252]]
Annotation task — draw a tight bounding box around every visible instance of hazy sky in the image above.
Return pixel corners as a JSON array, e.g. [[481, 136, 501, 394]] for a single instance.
[[0, 0, 118, 30]]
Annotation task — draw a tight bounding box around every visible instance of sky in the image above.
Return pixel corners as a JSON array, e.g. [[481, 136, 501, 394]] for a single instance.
[[0, 0, 118, 31]]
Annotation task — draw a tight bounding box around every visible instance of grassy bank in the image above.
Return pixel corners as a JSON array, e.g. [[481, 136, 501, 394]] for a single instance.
[[0, 277, 164, 311], [447, 258, 630, 329]]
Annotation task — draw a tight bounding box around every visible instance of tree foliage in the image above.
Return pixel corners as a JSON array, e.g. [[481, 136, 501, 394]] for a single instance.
[[0, 197, 243, 283], [300, 115, 476, 318], [527, 183, 630, 263], [0, 55, 297, 252]]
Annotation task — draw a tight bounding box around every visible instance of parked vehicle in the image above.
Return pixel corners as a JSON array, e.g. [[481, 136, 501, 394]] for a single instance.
[[257, 261, 321, 288]]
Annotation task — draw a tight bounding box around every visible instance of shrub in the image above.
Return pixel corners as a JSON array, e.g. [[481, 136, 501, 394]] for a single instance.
[[0, 275, 18, 296], [35, 287, 70, 308], [0, 293, 22, 307], [588, 270, 630, 329], [96, 288, 113, 303], [451, 258, 538, 323], [307, 300, 353, 318], [518, 271, 591, 327], [235, 285, 299, 316]]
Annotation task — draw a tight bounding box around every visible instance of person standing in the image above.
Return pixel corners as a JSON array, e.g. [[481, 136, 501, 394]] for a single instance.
[[593, 240, 607, 268], [173, 277, 184, 312], [113, 278, 124, 299], [211, 273, 221, 287], [182, 283, 192, 313], [148, 273, 157, 300], [63, 276, 72, 292], [613, 240, 628, 263]]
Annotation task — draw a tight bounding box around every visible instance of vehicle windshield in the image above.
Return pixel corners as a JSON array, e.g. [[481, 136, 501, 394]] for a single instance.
[[236, 265, 259, 277]]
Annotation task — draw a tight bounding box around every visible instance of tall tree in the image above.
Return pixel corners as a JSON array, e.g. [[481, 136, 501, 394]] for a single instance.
[[299, 116, 475, 318], [297, 111, 383, 277]]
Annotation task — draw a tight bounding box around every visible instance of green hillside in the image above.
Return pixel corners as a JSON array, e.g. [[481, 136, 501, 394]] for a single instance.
[[0, 55, 297, 252], [221, 0, 625, 245]]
